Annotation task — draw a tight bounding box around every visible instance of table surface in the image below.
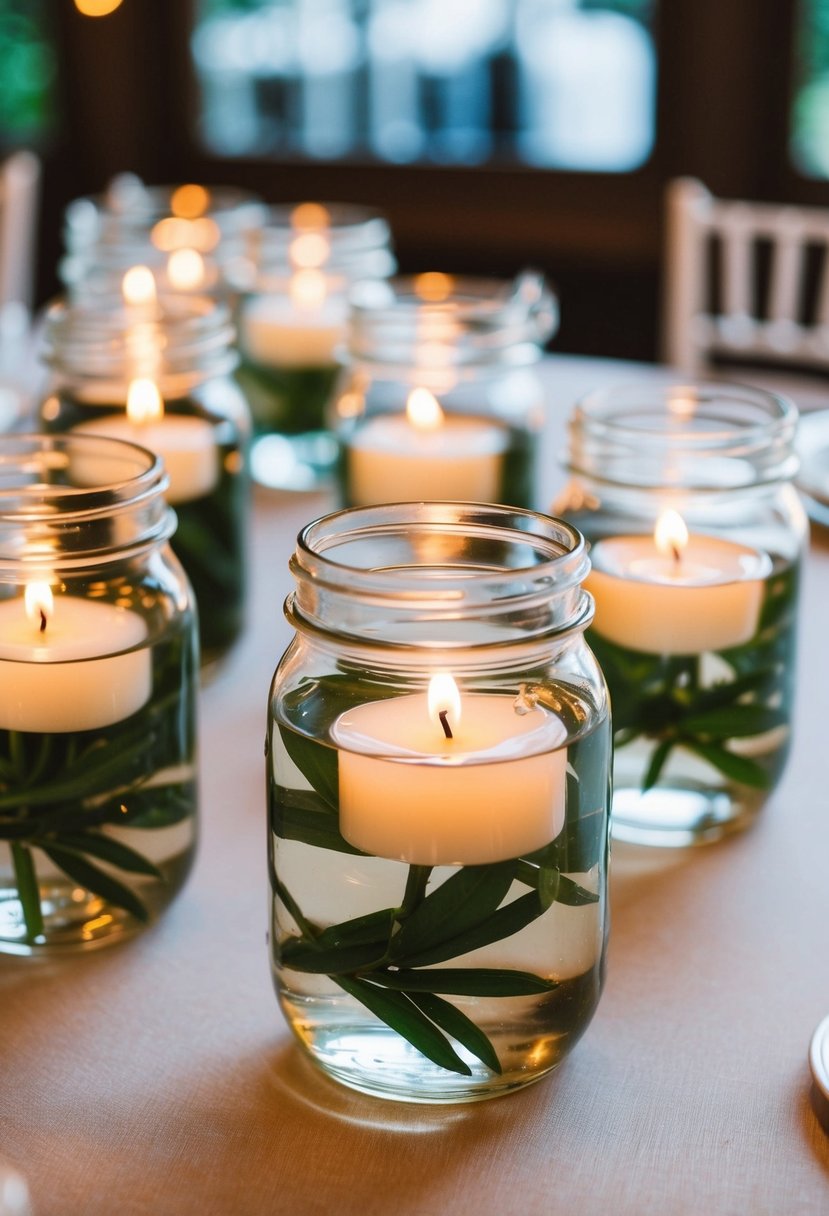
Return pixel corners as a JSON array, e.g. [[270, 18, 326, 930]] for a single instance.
[[2, 356, 828, 1216]]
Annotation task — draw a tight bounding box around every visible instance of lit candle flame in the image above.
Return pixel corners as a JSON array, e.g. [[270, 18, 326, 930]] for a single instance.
[[414, 272, 454, 302], [171, 183, 209, 219], [291, 202, 330, 230], [406, 388, 444, 433], [290, 231, 330, 269], [290, 268, 327, 310], [654, 509, 689, 564], [127, 378, 164, 424], [25, 582, 53, 633], [122, 265, 157, 307], [428, 673, 461, 739], [167, 248, 205, 291]]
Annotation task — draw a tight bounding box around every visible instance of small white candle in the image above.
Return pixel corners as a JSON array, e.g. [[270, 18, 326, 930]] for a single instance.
[[586, 510, 772, 655], [0, 583, 151, 733], [347, 388, 509, 505], [240, 270, 346, 369], [333, 674, 568, 865], [72, 379, 219, 505]]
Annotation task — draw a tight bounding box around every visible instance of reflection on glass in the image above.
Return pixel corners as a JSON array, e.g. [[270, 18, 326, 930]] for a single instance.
[[192, 0, 657, 173]]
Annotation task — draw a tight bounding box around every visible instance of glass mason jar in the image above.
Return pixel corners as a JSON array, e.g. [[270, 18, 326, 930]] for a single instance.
[[226, 203, 396, 490], [61, 180, 267, 302], [38, 292, 251, 668], [332, 272, 558, 510], [268, 502, 611, 1103], [0, 434, 199, 955], [556, 380, 807, 847]]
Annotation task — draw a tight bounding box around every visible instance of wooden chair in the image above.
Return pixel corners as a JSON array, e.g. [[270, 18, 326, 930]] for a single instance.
[[0, 150, 40, 313], [663, 177, 829, 380]]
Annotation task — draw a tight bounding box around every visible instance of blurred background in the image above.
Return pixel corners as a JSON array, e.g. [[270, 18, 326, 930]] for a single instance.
[[3, 0, 829, 359]]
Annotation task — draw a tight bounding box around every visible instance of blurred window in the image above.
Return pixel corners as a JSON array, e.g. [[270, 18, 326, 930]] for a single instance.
[[0, 0, 56, 147], [191, 0, 657, 172]]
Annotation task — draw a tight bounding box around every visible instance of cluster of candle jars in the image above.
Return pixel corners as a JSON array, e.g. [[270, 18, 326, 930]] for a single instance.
[[268, 502, 611, 1102], [556, 380, 806, 846], [38, 268, 250, 667], [0, 435, 199, 955], [331, 271, 558, 509], [225, 203, 396, 490]]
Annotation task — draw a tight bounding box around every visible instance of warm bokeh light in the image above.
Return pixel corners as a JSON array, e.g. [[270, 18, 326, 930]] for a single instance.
[[152, 216, 220, 253], [127, 379, 164, 424], [122, 265, 156, 307], [654, 509, 689, 560], [171, 184, 210, 219], [291, 203, 330, 230], [25, 582, 53, 630], [414, 272, 455, 302], [167, 248, 205, 291], [289, 231, 330, 269], [428, 673, 461, 733], [74, 0, 124, 16], [406, 387, 444, 432], [290, 269, 327, 309]]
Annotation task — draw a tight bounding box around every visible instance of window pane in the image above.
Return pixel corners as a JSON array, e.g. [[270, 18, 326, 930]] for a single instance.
[[0, 0, 56, 146], [191, 0, 657, 172], [791, 0, 829, 178]]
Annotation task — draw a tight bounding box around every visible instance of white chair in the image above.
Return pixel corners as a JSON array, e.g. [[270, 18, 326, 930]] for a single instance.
[[0, 151, 40, 313], [663, 177, 829, 382]]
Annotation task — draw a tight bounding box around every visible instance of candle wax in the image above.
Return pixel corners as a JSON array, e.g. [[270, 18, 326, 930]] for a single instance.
[[240, 294, 346, 368], [0, 595, 151, 733], [346, 414, 509, 505], [71, 412, 219, 505], [586, 533, 772, 655], [333, 693, 568, 865]]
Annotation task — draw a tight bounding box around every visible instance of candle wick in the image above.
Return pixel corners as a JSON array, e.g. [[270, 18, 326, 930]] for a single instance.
[[671, 544, 681, 566], [39, 609, 47, 633], [438, 710, 453, 740]]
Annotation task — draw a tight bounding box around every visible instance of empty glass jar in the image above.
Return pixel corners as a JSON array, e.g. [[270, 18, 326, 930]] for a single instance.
[[332, 272, 557, 509], [0, 434, 199, 954], [268, 502, 611, 1102], [556, 379, 806, 846], [39, 291, 251, 667]]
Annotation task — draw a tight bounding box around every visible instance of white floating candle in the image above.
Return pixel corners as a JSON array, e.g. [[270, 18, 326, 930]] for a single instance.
[[240, 268, 346, 369], [0, 583, 151, 733], [333, 674, 568, 865], [346, 388, 509, 505], [586, 509, 772, 655], [72, 378, 219, 505]]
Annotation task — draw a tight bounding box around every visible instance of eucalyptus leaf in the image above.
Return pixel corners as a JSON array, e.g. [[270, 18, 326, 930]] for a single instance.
[[280, 935, 388, 974], [642, 739, 673, 791], [684, 740, 771, 788], [277, 727, 339, 811], [680, 705, 786, 738], [32, 832, 163, 877], [408, 992, 502, 1074], [39, 844, 150, 922], [314, 907, 397, 950], [368, 967, 557, 996], [271, 785, 363, 854], [390, 862, 516, 960], [336, 976, 472, 1076], [395, 888, 547, 969]]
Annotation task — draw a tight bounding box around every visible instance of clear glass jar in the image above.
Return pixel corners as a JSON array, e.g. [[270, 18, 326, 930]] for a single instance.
[[268, 502, 611, 1103], [38, 293, 251, 668], [332, 272, 558, 510], [226, 203, 396, 490], [61, 180, 267, 302], [556, 379, 807, 847], [0, 433, 199, 955]]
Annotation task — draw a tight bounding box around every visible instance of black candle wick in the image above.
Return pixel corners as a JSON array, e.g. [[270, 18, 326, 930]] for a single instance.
[[39, 609, 47, 633], [438, 710, 453, 740]]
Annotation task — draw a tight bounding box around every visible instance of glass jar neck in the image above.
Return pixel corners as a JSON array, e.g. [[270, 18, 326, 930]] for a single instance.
[[568, 380, 799, 491], [0, 434, 174, 578], [41, 294, 237, 398], [286, 502, 592, 667], [345, 272, 556, 378]]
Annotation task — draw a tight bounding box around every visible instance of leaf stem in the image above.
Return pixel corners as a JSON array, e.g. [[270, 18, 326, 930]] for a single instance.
[[398, 864, 432, 921], [10, 841, 44, 942]]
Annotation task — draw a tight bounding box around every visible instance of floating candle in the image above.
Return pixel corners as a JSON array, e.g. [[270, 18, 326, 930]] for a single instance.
[[346, 388, 509, 505], [0, 582, 150, 733], [585, 509, 772, 654], [333, 674, 568, 865]]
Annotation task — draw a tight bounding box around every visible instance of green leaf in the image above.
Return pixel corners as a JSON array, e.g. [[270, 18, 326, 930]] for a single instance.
[[278, 727, 339, 811], [32, 832, 163, 878], [314, 907, 397, 950], [271, 786, 363, 854], [39, 844, 150, 923], [555, 875, 599, 906], [684, 740, 771, 788], [408, 992, 502, 1074], [642, 739, 673, 791], [336, 976, 472, 1076], [680, 705, 786, 739], [390, 862, 516, 961], [279, 935, 388, 974], [368, 967, 557, 997], [396, 888, 547, 969]]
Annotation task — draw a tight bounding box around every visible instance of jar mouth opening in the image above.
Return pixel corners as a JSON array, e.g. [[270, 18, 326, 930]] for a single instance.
[[291, 502, 591, 647]]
